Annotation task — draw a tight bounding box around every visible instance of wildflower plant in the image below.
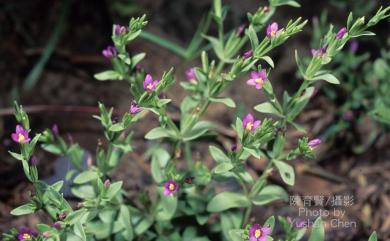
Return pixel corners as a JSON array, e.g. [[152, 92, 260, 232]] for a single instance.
[[309, 10, 390, 152], [3, 1, 390, 241]]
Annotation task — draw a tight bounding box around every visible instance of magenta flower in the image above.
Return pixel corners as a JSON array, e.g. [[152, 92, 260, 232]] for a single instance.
[[143, 74, 159, 92], [129, 101, 142, 114], [163, 180, 179, 196], [53, 221, 62, 230], [243, 50, 253, 59], [266, 22, 279, 38], [102, 46, 117, 59], [29, 156, 39, 166], [103, 179, 111, 188], [336, 27, 347, 39], [11, 125, 30, 144], [236, 24, 246, 36], [249, 224, 271, 241], [247, 70, 267, 89], [52, 124, 59, 137], [185, 67, 197, 83], [311, 46, 327, 57], [242, 113, 261, 132], [17, 228, 37, 241], [349, 40, 359, 53], [308, 138, 321, 148], [114, 24, 127, 35], [343, 110, 354, 120]]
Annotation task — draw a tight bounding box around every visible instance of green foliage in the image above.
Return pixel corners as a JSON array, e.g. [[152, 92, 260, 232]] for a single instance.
[[4, 1, 389, 241]]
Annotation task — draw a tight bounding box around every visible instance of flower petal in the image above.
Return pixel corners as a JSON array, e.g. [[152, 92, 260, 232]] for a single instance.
[[261, 227, 271, 236], [247, 79, 256, 86], [255, 84, 263, 89], [250, 71, 260, 79], [253, 120, 261, 130]]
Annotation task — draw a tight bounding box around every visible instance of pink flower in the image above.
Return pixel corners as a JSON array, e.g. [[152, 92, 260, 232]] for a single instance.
[[336, 27, 347, 39], [103, 179, 111, 188], [249, 224, 271, 241], [247, 70, 267, 89], [185, 67, 197, 83], [11, 125, 30, 144], [143, 74, 159, 92], [129, 101, 142, 114], [102, 46, 117, 59], [243, 50, 253, 59], [17, 228, 37, 241], [163, 180, 179, 196], [28, 156, 39, 166], [311, 46, 327, 57], [236, 24, 246, 36], [349, 40, 359, 53], [343, 110, 354, 120], [52, 124, 59, 137], [242, 113, 261, 132], [308, 138, 321, 148], [266, 22, 279, 38], [114, 24, 127, 35], [53, 221, 62, 230]]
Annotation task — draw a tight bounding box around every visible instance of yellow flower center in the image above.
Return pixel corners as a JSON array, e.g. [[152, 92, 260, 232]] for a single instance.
[[255, 229, 261, 238], [270, 30, 276, 37], [255, 78, 264, 85], [245, 122, 253, 131], [23, 233, 31, 240], [169, 183, 175, 191], [18, 134, 25, 143], [147, 83, 153, 90]]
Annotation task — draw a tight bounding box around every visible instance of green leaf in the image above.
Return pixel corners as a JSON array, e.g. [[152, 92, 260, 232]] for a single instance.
[[251, 185, 288, 205], [295, 50, 305, 76], [9, 151, 24, 161], [118, 205, 134, 240], [207, 192, 250, 212], [288, 87, 314, 120], [274, 160, 295, 186], [209, 145, 230, 163], [213, 162, 234, 174], [109, 123, 125, 132], [41, 144, 62, 155], [131, 53, 146, 68], [312, 73, 340, 84], [229, 229, 246, 241], [210, 97, 236, 108], [261, 56, 275, 68], [151, 148, 170, 182], [74, 222, 86, 241], [94, 70, 122, 81], [134, 216, 154, 235], [156, 190, 178, 221], [308, 218, 324, 241], [10, 202, 37, 216], [73, 170, 98, 184], [368, 231, 377, 241], [183, 121, 215, 141], [105, 181, 123, 199], [246, 25, 259, 49], [145, 127, 177, 140], [263, 216, 276, 230], [254, 102, 283, 117], [65, 209, 88, 225]]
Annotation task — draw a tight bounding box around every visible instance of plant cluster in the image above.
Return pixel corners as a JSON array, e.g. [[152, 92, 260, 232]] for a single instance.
[[308, 10, 390, 152], [3, 0, 390, 241]]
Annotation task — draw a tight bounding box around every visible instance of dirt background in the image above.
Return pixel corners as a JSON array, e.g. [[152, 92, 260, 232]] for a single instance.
[[0, 0, 390, 240]]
